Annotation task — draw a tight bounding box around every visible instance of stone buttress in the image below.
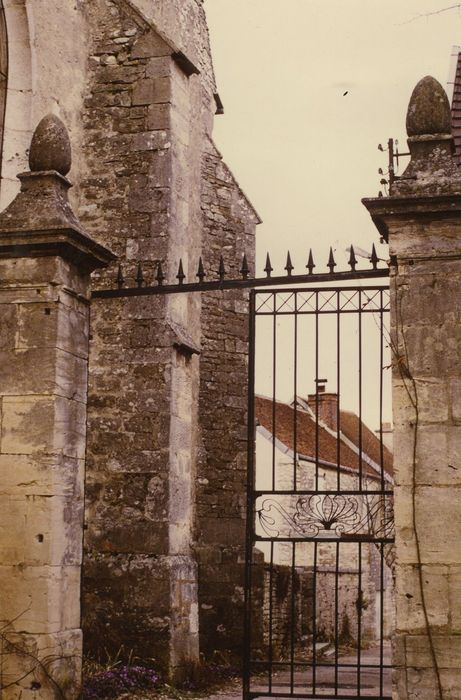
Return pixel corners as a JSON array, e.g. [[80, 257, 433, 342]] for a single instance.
[[78, 0, 260, 677]]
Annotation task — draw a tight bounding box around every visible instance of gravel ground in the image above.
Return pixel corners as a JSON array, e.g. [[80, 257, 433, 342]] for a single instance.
[[113, 678, 242, 700]]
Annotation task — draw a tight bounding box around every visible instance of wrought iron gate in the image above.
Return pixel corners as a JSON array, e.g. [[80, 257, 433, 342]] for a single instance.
[[92, 251, 393, 699], [244, 284, 394, 700]]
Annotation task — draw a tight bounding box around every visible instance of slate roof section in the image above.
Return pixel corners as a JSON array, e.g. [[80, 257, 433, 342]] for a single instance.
[[255, 395, 393, 481]]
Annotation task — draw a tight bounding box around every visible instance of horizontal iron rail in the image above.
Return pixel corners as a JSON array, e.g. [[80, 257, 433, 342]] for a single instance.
[[253, 535, 395, 543], [91, 267, 389, 299], [249, 661, 393, 670], [255, 307, 389, 316], [253, 489, 394, 497], [246, 694, 391, 700]]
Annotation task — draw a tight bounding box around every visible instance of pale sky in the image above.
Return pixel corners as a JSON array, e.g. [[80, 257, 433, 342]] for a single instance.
[[206, 0, 461, 272], [205, 1, 461, 425]]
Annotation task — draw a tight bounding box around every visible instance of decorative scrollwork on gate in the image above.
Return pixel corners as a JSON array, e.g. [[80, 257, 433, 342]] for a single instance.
[[294, 494, 360, 536], [256, 492, 394, 540]]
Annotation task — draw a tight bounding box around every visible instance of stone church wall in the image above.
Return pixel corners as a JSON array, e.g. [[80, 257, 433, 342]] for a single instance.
[[196, 140, 259, 658], [0, 0, 88, 210], [79, 0, 180, 669], [73, 0, 258, 675], [0, 0, 258, 680]]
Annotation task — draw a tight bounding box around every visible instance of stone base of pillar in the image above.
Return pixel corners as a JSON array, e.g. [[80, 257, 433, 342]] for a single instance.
[[83, 553, 199, 682], [394, 631, 461, 698], [0, 630, 82, 699]]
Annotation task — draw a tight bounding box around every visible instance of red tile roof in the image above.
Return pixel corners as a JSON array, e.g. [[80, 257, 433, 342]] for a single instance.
[[339, 409, 393, 477], [255, 395, 392, 480]]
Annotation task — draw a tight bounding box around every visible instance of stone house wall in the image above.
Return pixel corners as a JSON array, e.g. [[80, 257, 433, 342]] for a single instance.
[[261, 564, 375, 653], [258, 551, 387, 653], [262, 565, 313, 659], [255, 429, 393, 647]]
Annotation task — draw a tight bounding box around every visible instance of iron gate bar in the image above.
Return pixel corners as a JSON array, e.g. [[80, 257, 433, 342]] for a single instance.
[[380, 300, 385, 491], [380, 542, 385, 696], [268, 298, 276, 700], [336, 290, 341, 493], [269, 541, 274, 693], [91, 267, 389, 298], [357, 540, 363, 693], [359, 289, 363, 492], [335, 541, 340, 692], [272, 293, 277, 492], [293, 298, 298, 492], [243, 289, 256, 700]]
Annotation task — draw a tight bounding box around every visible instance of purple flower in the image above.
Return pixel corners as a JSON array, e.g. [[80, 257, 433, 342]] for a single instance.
[[83, 665, 160, 698]]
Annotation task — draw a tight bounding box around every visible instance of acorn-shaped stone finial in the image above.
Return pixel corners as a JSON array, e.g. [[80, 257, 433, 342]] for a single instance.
[[406, 76, 451, 137], [29, 114, 72, 176]]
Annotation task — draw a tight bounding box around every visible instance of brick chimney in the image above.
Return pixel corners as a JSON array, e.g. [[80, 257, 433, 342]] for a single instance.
[[307, 380, 338, 432]]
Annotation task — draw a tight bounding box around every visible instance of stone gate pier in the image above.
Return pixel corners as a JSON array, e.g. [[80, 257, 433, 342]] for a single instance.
[[0, 116, 113, 698], [364, 76, 461, 699]]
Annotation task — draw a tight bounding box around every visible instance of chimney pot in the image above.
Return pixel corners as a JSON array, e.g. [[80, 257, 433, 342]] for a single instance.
[[308, 380, 338, 431]]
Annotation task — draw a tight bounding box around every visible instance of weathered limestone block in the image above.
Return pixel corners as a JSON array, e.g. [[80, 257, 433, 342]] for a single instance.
[[0, 494, 82, 566], [395, 564, 449, 632], [0, 454, 83, 498], [394, 485, 461, 565], [0, 629, 82, 700], [0, 564, 81, 633], [0, 345, 88, 399], [393, 424, 461, 487], [132, 77, 171, 105], [405, 634, 461, 668], [1, 394, 87, 458], [447, 565, 461, 632]]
